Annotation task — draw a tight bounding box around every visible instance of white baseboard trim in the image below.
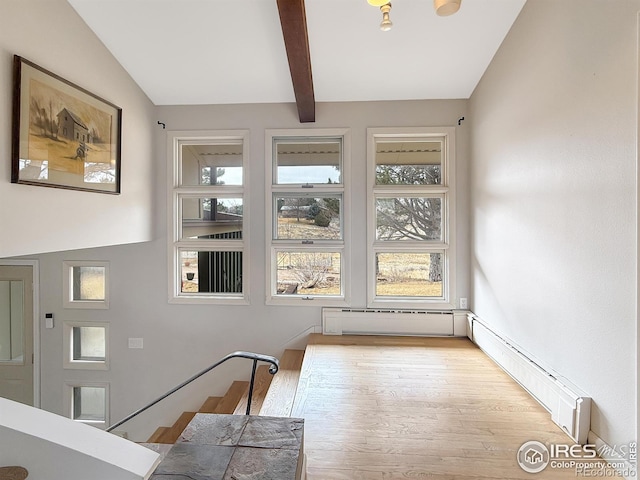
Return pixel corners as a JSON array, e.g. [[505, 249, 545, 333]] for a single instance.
[[468, 313, 591, 444], [322, 308, 469, 337]]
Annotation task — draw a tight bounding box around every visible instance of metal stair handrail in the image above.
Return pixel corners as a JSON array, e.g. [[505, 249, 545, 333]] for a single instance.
[[106, 351, 279, 432]]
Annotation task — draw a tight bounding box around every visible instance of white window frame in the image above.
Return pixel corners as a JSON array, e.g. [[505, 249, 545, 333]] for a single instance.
[[168, 130, 250, 304], [265, 128, 351, 306], [62, 261, 109, 309], [367, 127, 456, 310], [64, 382, 109, 429], [63, 321, 109, 371]]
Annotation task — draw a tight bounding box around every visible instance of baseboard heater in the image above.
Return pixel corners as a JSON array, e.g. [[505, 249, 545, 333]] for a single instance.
[[322, 308, 468, 337], [469, 315, 591, 444]]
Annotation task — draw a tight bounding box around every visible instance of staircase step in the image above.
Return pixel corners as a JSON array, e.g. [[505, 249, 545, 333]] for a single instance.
[[233, 365, 275, 415], [147, 426, 170, 443], [198, 396, 222, 413], [157, 411, 196, 444], [259, 349, 304, 417], [214, 380, 250, 414], [138, 443, 174, 463]]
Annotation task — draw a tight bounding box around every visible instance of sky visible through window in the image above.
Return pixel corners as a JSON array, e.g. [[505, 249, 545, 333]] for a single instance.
[[278, 166, 339, 184]]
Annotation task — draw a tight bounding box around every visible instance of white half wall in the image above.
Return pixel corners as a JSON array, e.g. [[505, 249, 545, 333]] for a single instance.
[[0, 397, 160, 480], [469, 0, 637, 447], [0, 0, 156, 258]]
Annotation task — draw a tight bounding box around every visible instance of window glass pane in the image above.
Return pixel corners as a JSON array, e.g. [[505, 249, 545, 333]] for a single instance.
[[376, 252, 443, 297], [275, 196, 341, 240], [180, 250, 243, 294], [72, 327, 106, 361], [274, 138, 341, 184], [181, 197, 243, 240], [376, 197, 442, 241], [276, 252, 341, 296], [0, 280, 23, 362], [375, 140, 441, 185], [72, 266, 105, 301], [73, 386, 106, 422], [180, 143, 243, 186]]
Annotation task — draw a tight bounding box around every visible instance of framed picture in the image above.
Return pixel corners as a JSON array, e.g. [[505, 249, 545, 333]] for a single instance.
[[11, 55, 121, 194]]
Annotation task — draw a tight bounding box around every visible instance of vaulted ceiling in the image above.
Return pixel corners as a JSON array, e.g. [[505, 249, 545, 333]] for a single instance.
[[67, 0, 526, 121]]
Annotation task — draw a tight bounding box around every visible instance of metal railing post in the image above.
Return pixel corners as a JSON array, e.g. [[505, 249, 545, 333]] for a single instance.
[[245, 359, 258, 416]]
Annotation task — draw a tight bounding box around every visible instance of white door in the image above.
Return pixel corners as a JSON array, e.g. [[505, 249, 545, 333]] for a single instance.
[[0, 265, 34, 405]]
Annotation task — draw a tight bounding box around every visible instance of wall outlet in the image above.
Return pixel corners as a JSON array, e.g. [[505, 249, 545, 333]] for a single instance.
[[459, 298, 468, 309], [128, 338, 143, 349]]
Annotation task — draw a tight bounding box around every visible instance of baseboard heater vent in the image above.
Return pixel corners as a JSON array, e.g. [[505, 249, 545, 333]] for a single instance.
[[469, 316, 591, 444], [322, 308, 466, 337]]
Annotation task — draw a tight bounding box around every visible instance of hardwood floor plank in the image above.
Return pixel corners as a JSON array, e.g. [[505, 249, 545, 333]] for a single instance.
[[215, 380, 249, 414], [146, 426, 170, 443], [295, 334, 623, 479], [198, 396, 221, 413], [233, 364, 274, 415], [260, 349, 304, 417], [157, 411, 196, 444]]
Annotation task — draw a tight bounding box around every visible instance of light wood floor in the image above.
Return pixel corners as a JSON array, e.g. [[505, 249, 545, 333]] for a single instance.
[[291, 334, 622, 480]]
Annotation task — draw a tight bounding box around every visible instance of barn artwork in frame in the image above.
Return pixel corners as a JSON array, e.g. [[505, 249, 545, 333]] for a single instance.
[[11, 55, 121, 194]]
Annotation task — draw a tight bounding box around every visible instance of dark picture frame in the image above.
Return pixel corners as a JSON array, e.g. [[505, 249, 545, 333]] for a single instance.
[[11, 55, 122, 194]]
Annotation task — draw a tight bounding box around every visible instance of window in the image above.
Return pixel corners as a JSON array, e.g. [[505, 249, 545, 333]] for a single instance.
[[65, 383, 109, 428], [63, 321, 109, 370], [169, 131, 249, 304], [266, 129, 350, 304], [62, 261, 109, 309], [367, 128, 456, 308]]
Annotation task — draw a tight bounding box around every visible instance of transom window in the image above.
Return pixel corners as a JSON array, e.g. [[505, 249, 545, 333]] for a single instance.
[[63, 321, 109, 370], [62, 261, 109, 309], [266, 130, 350, 304], [169, 131, 249, 304], [367, 128, 456, 308]]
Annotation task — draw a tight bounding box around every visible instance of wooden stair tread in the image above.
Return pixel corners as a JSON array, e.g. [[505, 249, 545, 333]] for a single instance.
[[259, 349, 304, 417], [291, 343, 318, 419], [198, 396, 222, 413], [157, 411, 196, 444], [147, 426, 170, 443], [214, 380, 250, 414], [233, 364, 275, 415]]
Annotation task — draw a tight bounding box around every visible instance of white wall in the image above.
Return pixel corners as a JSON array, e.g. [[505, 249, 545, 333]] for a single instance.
[[0, 0, 156, 258], [469, 0, 637, 447], [31, 99, 470, 441]]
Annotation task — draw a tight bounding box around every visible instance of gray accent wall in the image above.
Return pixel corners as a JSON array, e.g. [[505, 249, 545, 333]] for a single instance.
[[469, 0, 638, 447]]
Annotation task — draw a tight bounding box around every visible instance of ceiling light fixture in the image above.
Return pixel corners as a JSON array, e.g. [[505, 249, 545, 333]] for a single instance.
[[379, 3, 393, 31], [367, 0, 461, 29], [367, 0, 393, 31], [433, 0, 461, 16]]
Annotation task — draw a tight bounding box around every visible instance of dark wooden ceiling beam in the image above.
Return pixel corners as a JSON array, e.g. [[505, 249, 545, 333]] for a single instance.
[[276, 0, 315, 123]]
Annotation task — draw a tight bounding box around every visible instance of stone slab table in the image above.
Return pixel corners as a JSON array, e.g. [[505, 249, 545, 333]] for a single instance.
[[149, 414, 304, 480]]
